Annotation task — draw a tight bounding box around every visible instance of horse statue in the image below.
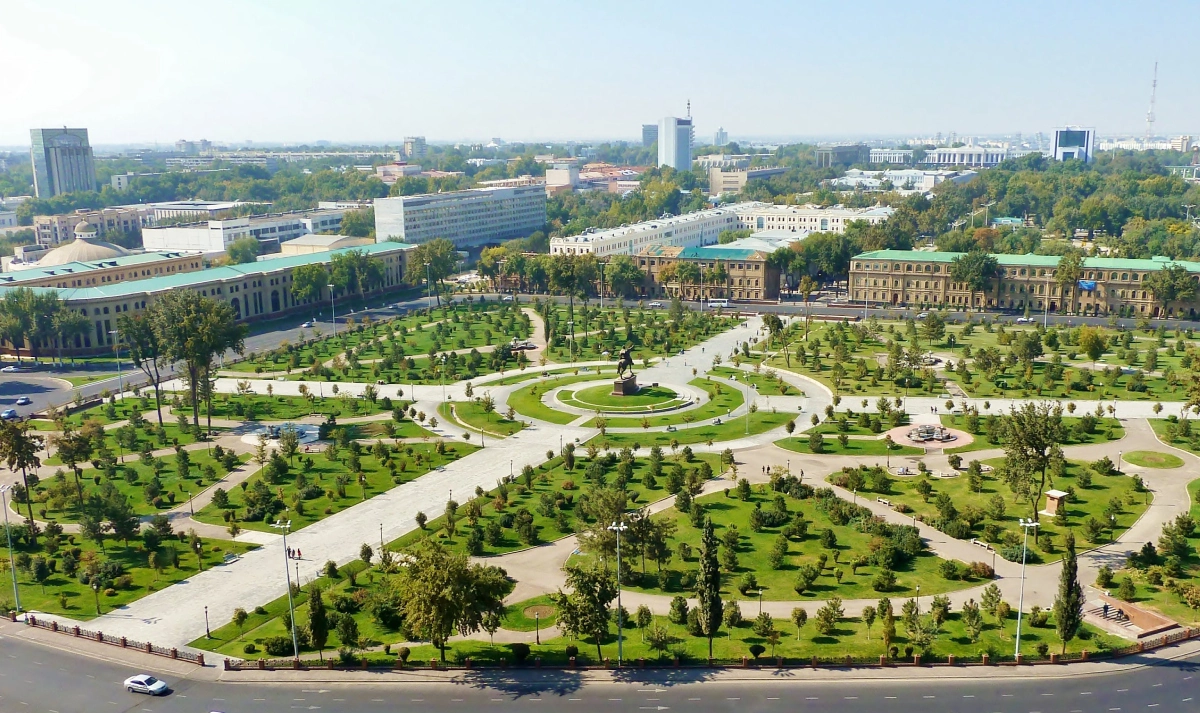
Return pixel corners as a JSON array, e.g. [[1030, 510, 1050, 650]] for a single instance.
[[616, 345, 635, 379]]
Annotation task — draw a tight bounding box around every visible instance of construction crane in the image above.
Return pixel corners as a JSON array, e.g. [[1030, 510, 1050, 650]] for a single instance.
[[1145, 62, 1158, 148]]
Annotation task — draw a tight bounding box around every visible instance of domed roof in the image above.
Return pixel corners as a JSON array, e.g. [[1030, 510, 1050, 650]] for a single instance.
[[74, 220, 96, 236], [37, 237, 131, 267]]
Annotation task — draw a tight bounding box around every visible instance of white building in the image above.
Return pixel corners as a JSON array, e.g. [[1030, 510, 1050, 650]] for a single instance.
[[0, 210, 16, 229], [922, 146, 1009, 167], [142, 209, 349, 254], [1171, 136, 1193, 152], [831, 168, 977, 192], [403, 136, 427, 159], [1052, 127, 1095, 163], [148, 201, 257, 222], [714, 127, 728, 146], [734, 203, 893, 233], [658, 116, 693, 169], [545, 164, 580, 191], [869, 148, 914, 164], [373, 185, 546, 248], [695, 154, 750, 170]]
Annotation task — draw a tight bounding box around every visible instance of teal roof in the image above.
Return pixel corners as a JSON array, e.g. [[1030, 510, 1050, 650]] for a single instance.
[[678, 247, 767, 260], [0, 251, 196, 286], [853, 250, 1200, 273], [0, 242, 415, 301]]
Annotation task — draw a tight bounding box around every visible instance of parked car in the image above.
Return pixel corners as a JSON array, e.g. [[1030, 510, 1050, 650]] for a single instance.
[[301, 321, 314, 328], [123, 674, 168, 696], [502, 295, 514, 301], [1016, 316, 1033, 324], [1, 409, 18, 421], [648, 301, 663, 308], [916, 312, 929, 320], [15, 396, 31, 405]]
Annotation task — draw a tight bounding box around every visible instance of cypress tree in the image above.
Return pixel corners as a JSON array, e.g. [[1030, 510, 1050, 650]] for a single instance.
[[1053, 531, 1084, 653], [308, 584, 329, 661], [697, 517, 724, 658]]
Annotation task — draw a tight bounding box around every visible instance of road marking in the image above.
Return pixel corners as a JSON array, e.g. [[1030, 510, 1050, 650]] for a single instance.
[[923, 695, 936, 699], [806, 697, 820, 700], [767, 697, 779, 700], [687, 698, 701, 701], [371, 700, 383, 703], [1082, 692, 1093, 695], [1182, 698, 1193, 702], [451, 699, 463, 702], [963, 695, 975, 698], [1002, 694, 1013, 697], [884, 696, 896, 700], [1042, 693, 1055, 696], [609, 699, 622, 702], [844, 696, 858, 700], [727, 698, 740, 701], [569, 699, 582, 702], [1148, 705, 1159, 708], [1119, 689, 1130, 693]]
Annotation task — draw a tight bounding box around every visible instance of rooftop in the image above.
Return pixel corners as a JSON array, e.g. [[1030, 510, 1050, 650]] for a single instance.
[[1, 250, 197, 284], [853, 250, 1200, 273]]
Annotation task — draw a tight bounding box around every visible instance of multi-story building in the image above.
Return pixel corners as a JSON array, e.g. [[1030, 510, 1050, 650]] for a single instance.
[[735, 203, 894, 234], [148, 200, 259, 222], [373, 185, 546, 248], [375, 162, 424, 184], [477, 175, 544, 189], [30, 127, 96, 198], [33, 206, 152, 247], [1170, 136, 1193, 153], [636, 245, 780, 301], [708, 166, 786, 194], [831, 168, 977, 192], [1052, 127, 1095, 163], [165, 154, 280, 172], [545, 164, 579, 193], [142, 209, 350, 254], [0, 242, 413, 356], [869, 148, 915, 164], [642, 124, 659, 147], [0, 211, 16, 229], [714, 127, 728, 146], [695, 154, 750, 170], [658, 116, 693, 169], [403, 136, 427, 159], [921, 145, 1009, 167], [850, 249, 1200, 317], [550, 204, 745, 257], [816, 144, 869, 168]]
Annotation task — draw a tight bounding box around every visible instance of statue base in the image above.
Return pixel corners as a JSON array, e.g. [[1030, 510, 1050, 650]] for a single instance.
[[612, 374, 639, 396]]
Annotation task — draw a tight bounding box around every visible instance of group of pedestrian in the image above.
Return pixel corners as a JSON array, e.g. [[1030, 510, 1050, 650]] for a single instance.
[[287, 547, 302, 560]]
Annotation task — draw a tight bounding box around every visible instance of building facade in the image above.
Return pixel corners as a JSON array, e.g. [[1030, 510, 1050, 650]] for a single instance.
[[708, 166, 785, 194], [735, 203, 893, 233], [30, 127, 96, 198], [1052, 127, 1095, 163], [403, 136, 427, 159], [142, 209, 348, 253], [373, 186, 546, 248], [869, 148, 914, 164], [850, 249, 1200, 317], [34, 206, 152, 247], [816, 144, 869, 167], [658, 116, 693, 169], [637, 245, 779, 301], [642, 124, 659, 148], [921, 146, 1009, 167]]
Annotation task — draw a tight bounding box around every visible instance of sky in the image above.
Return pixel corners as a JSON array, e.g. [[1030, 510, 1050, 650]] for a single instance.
[[3, 0, 1199, 147]]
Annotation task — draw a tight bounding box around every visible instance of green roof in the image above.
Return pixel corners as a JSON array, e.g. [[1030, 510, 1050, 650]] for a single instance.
[[0, 242, 414, 301], [0, 251, 197, 286], [678, 247, 767, 260], [853, 250, 1200, 273]]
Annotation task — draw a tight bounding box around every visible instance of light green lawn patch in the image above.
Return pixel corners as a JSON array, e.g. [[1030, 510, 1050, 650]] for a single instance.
[[439, 401, 525, 437], [774, 436, 922, 457], [599, 411, 793, 449], [1121, 450, 1184, 469]]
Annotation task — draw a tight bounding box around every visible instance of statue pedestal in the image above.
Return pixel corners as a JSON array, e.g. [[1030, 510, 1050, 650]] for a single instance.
[[612, 374, 639, 396]]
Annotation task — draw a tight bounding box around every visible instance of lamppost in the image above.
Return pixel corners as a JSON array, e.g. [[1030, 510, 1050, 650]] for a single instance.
[[608, 521, 628, 666], [1117, 450, 1123, 474], [756, 588, 764, 616], [271, 519, 301, 660], [1014, 518, 1040, 658], [380, 523, 384, 553], [195, 541, 204, 571], [188, 490, 194, 516], [0, 484, 21, 613], [93, 581, 101, 615], [327, 284, 336, 336], [108, 329, 123, 397], [426, 262, 433, 310], [205, 605, 211, 639]]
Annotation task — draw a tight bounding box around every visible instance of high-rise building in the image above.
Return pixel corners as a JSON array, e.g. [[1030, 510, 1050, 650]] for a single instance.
[[642, 124, 658, 147], [374, 185, 546, 248], [714, 127, 728, 146], [658, 116, 693, 169], [1171, 136, 1193, 152], [403, 136, 427, 159], [30, 127, 96, 198], [1052, 127, 1095, 163]]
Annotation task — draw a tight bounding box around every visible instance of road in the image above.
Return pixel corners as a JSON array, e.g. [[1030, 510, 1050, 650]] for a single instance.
[[0, 635, 1198, 713]]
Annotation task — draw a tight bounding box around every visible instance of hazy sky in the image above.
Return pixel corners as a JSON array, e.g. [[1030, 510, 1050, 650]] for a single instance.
[[4, 0, 1198, 146]]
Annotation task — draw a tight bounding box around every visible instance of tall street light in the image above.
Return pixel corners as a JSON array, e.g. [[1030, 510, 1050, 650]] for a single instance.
[[0, 484, 21, 613], [607, 521, 628, 666], [108, 329, 123, 397], [327, 284, 336, 336], [1014, 518, 1040, 659], [271, 519, 301, 660]]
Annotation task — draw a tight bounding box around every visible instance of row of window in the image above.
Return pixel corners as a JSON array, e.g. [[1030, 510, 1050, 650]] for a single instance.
[[854, 261, 1200, 285]]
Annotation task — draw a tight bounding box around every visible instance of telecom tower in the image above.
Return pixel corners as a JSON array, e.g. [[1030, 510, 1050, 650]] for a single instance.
[[1145, 62, 1158, 148]]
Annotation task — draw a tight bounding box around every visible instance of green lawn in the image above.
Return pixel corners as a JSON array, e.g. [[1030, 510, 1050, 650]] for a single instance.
[[1122, 450, 1184, 469], [188, 392, 392, 421], [599, 378, 745, 429], [564, 384, 684, 412], [710, 366, 802, 396], [1148, 418, 1200, 456], [1112, 477, 1200, 624], [540, 304, 738, 364], [775, 436, 923, 457], [439, 400, 525, 437], [501, 595, 558, 632], [598, 411, 794, 450], [341, 419, 437, 441], [507, 371, 618, 425], [61, 373, 119, 387], [0, 531, 257, 621], [193, 441, 476, 533], [44, 418, 210, 466], [940, 414, 1124, 455]]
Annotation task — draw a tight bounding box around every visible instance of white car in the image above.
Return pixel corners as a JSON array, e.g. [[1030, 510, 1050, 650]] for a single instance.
[[124, 674, 168, 696], [502, 295, 514, 301], [301, 321, 313, 328], [15, 396, 31, 406], [1, 409, 17, 421], [0, 365, 18, 373], [1016, 316, 1033, 324], [916, 312, 929, 320], [648, 301, 663, 308]]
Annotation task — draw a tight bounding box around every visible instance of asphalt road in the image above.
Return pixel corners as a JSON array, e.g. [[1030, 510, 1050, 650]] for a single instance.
[[0, 634, 1197, 713]]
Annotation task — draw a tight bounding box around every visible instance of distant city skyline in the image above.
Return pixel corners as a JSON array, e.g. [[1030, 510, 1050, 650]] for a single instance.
[[3, 0, 1199, 147]]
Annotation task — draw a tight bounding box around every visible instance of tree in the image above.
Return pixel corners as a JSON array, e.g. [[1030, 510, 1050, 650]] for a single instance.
[[552, 561, 619, 662], [920, 312, 946, 346], [1077, 325, 1106, 365], [52, 307, 90, 366], [308, 584, 330, 661], [636, 604, 653, 641], [696, 517, 724, 658], [791, 607, 807, 640], [336, 613, 360, 654], [406, 238, 458, 307], [1146, 263, 1197, 317], [331, 249, 387, 308], [862, 604, 877, 640], [31, 556, 50, 592], [961, 598, 983, 642], [0, 421, 43, 540], [814, 596, 843, 636], [949, 250, 1000, 311], [0, 287, 59, 361], [1053, 531, 1084, 653], [117, 311, 167, 426], [798, 275, 818, 339], [226, 237, 261, 264], [604, 255, 645, 298], [1054, 251, 1083, 314], [291, 263, 329, 319], [999, 402, 1065, 521], [395, 541, 508, 661], [154, 291, 247, 432], [233, 607, 249, 638]]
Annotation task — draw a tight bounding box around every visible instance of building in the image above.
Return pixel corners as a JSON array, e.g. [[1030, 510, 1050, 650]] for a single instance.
[[142, 209, 350, 254], [465, 158, 505, 167], [637, 245, 780, 301], [658, 116, 694, 169], [3, 227, 200, 289], [174, 139, 212, 155], [477, 175, 544, 189], [375, 162, 423, 184], [695, 154, 750, 170], [708, 166, 785, 194], [0, 242, 414, 356], [816, 144, 869, 168], [1171, 136, 1193, 153], [869, 148, 914, 164], [735, 203, 893, 234], [545, 164, 580, 193], [1052, 128, 1095, 163], [317, 200, 373, 210], [279, 234, 372, 255], [714, 127, 728, 146], [34, 206, 152, 247], [922, 145, 1009, 167], [642, 124, 659, 147], [0, 211, 16, 229], [148, 201, 258, 222], [830, 168, 977, 192], [373, 185, 546, 248], [30, 128, 96, 198], [849, 249, 1200, 317], [403, 136, 427, 159]]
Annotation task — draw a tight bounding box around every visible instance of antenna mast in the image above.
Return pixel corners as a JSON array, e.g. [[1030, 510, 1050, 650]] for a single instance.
[[1145, 62, 1158, 147]]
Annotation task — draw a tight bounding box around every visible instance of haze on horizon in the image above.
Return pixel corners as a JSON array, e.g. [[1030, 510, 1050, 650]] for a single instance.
[[3, 0, 1198, 146]]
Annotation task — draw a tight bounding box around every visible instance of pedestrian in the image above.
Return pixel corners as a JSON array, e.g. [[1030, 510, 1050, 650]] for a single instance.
[[1102, 603, 1110, 618], [297, 549, 301, 559], [287, 547, 292, 559]]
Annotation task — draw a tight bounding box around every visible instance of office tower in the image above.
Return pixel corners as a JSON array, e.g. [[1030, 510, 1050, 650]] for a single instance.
[[374, 185, 547, 248], [30, 127, 96, 197], [714, 127, 728, 146], [403, 136, 427, 159], [641, 124, 659, 147], [658, 116, 693, 169], [1052, 127, 1095, 163]]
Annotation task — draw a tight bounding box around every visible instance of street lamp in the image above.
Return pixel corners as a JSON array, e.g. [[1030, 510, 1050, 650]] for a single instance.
[[756, 588, 764, 616], [271, 520, 301, 660], [535, 611, 540, 645], [1014, 518, 1041, 659], [93, 581, 101, 615], [1117, 450, 1123, 474], [195, 540, 204, 572], [205, 605, 211, 639], [607, 521, 628, 666], [108, 329, 123, 397], [327, 284, 336, 336], [0, 484, 22, 613]]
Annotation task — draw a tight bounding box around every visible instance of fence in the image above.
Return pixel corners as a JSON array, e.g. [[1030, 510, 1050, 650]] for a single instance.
[[18, 614, 205, 666], [223, 626, 1199, 672]]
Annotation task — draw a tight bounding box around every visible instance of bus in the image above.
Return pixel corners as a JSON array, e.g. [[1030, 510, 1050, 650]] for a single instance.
[[706, 298, 730, 309]]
